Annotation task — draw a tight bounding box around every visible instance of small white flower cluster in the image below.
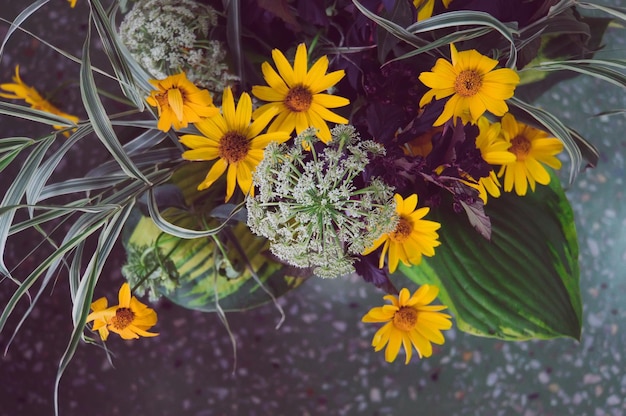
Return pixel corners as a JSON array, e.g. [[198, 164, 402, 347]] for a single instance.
[[247, 125, 398, 278], [122, 243, 181, 302], [119, 0, 237, 92]]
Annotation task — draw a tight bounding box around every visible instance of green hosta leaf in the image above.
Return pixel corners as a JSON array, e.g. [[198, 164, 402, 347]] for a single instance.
[[122, 208, 306, 312], [399, 171, 581, 340]]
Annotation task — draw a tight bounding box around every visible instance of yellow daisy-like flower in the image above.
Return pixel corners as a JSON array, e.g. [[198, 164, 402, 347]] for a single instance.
[[251, 43, 350, 143], [146, 72, 218, 132], [180, 87, 291, 202], [497, 113, 564, 196], [419, 44, 520, 127], [362, 285, 452, 364], [0, 65, 79, 137], [413, 0, 453, 21], [86, 283, 159, 340], [362, 194, 441, 274], [474, 116, 516, 203]]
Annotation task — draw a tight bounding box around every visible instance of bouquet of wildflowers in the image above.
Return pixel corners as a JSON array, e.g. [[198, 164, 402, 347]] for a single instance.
[[0, 0, 624, 411]]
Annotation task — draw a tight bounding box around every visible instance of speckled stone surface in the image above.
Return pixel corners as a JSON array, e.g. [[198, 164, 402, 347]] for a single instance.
[[0, 1, 624, 415]]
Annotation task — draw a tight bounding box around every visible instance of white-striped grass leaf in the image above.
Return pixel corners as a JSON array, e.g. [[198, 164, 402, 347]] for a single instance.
[[405, 10, 519, 68], [0, 134, 55, 281], [400, 170, 581, 340], [0, 0, 49, 61], [25, 126, 89, 212], [352, 0, 428, 50], [0, 137, 34, 150], [55, 202, 134, 416], [592, 109, 626, 117], [0, 101, 79, 127], [79, 18, 148, 183], [146, 188, 226, 239], [567, 127, 600, 170], [0, 138, 34, 175], [384, 27, 492, 65], [224, 0, 244, 85], [38, 176, 128, 201], [578, 2, 626, 23], [86, 148, 181, 178], [528, 59, 626, 89], [0, 209, 110, 339], [90, 0, 145, 109], [7, 200, 114, 235], [122, 129, 168, 156], [509, 97, 581, 184]]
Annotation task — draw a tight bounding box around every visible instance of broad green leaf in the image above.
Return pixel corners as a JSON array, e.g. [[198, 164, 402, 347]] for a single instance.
[[399, 171, 581, 340], [122, 208, 306, 312]]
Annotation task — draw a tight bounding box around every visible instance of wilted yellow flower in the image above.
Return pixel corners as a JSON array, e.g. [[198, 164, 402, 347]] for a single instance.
[[146, 72, 218, 132], [0, 65, 79, 136]]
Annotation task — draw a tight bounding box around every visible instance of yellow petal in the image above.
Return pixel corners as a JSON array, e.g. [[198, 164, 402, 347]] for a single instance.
[[118, 283, 131, 307], [167, 88, 184, 122], [293, 43, 308, 82], [198, 158, 228, 191], [272, 48, 296, 88]]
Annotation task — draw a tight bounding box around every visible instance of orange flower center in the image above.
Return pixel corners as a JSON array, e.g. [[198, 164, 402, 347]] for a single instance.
[[393, 307, 418, 331], [390, 217, 412, 243], [284, 85, 313, 112], [110, 308, 134, 330], [508, 135, 531, 160], [454, 70, 483, 97], [219, 132, 250, 163]]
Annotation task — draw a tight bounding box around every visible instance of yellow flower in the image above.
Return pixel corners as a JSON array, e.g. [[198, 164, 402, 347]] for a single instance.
[[180, 87, 291, 202], [88, 297, 111, 341], [474, 116, 516, 203], [252, 43, 350, 143], [86, 283, 159, 340], [0, 65, 79, 137], [413, 0, 453, 20], [68, 0, 77, 7], [362, 286, 452, 363], [497, 113, 564, 196], [362, 194, 441, 274], [419, 44, 520, 126], [146, 72, 218, 132]]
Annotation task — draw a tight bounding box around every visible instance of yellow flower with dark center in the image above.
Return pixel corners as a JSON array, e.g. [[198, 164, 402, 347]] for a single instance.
[[497, 113, 564, 196], [362, 285, 452, 363], [362, 194, 441, 274], [146, 72, 218, 132], [419, 44, 520, 127], [0, 65, 79, 137], [474, 116, 516, 203], [252, 43, 350, 143], [86, 283, 158, 340], [180, 87, 291, 202], [413, 0, 453, 20]]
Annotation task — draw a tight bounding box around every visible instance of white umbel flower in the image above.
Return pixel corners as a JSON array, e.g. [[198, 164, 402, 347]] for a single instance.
[[247, 126, 398, 278]]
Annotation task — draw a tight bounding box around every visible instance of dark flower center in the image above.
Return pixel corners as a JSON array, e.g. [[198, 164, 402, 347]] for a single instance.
[[390, 217, 412, 243], [508, 135, 531, 160], [219, 132, 250, 163], [454, 70, 483, 97], [111, 308, 134, 330], [284, 85, 313, 112], [394, 307, 418, 331]]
